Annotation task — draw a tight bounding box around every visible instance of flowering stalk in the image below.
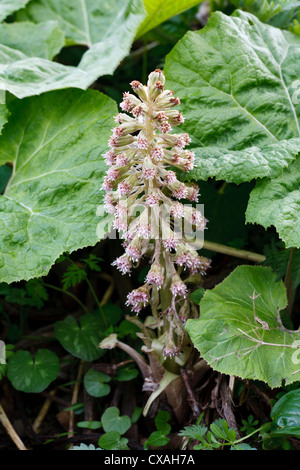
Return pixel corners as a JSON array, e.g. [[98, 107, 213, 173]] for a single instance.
[[103, 69, 210, 358]]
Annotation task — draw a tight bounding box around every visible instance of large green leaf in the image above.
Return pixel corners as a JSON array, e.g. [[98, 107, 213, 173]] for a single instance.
[[0, 21, 64, 59], [7, 348, 60, 393], [0, 19, 73, 99], [186, 266, 300, 388], [0, 0, 30, 21], [246, 157, 300, 248], [2, 0, 146, 98], [18, 0, 145, 46], [0, 48, 87, 98], [136, 0, 202, 38], [0, 88, 116, 283], [164, 10, 300, 184]]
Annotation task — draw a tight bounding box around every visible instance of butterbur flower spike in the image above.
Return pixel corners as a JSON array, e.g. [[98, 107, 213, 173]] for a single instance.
[[103, 69, 210, 340]]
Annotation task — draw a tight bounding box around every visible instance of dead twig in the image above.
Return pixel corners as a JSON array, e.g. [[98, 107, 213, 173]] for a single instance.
[[39, 391, 69, 407], [0, 401, 28, 450], [33, 390, 56, 434], [68, 360, 85, 438], [210, 374, 222, 411], [220, 377, 239, 433], [180, 367, 200, 418], [92, 359, 134, 376], [98, 272, 115, 306], [246, 381, 272, 408]]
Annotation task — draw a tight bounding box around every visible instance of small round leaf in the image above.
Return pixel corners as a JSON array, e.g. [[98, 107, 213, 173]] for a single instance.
[[98, 432, 128, 450], [55, 314, 105, 361], [84, 368, 111, 397], [101, 407, 131, 434]]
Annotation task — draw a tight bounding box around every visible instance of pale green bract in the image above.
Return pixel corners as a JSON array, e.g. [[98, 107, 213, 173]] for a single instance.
[[0, 0, 30, 21], [164, 10, 300, 184], [186, 266, 300, 388], [0, 0, 146, 98], [0, 89, 117, 283], [246, 157, 300, 248]]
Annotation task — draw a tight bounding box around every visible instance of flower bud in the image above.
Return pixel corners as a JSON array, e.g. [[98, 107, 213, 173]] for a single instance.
[[126, 285, 150, 314], [126, 237, 142, 262], [112, 254, 132, 275], [146, 262, 164, 289], [163, 336, 178, 358], [147, 69, 165, 87], [120, 92, 141, 112], [130, 80, 149, 101], [151, 147, 164, 162], [170, 273, 188, 298]]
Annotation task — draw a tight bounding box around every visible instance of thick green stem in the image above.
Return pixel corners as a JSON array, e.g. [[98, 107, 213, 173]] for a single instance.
[[160, 288, 172, 313], [203, 240, 265, 263]]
